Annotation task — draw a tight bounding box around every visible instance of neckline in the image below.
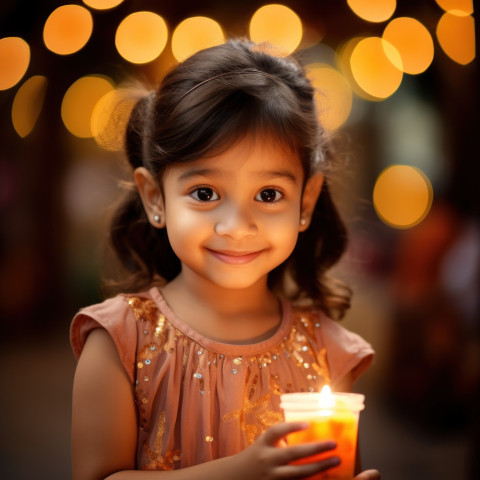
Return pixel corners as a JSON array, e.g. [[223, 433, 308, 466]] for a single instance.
[[149, 286, 292, 356]]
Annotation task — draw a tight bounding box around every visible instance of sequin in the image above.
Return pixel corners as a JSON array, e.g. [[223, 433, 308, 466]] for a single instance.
[[127, 295, 334, 468], [205, 435, 214, 442]]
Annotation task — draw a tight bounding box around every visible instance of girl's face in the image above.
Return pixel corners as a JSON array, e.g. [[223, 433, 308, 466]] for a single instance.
[[160, 135, 310, 291]]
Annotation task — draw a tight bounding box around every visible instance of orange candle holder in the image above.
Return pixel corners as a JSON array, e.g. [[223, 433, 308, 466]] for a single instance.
[[280, 387, 365, 480]]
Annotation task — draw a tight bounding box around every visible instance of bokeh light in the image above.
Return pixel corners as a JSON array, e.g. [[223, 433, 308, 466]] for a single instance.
[[91, 88, 136, 151], [383, 17, 434, 74], [61, 75, 114, 138], [436, 11, 475, 65], [350, 37, 403, 99], [11, 75, 48, 138], [337, 36, 380, 102], [171, 16, 225, 62], [347, 0, 396, 23], [0, 37, 30, 90], [307, 64, 353, 131], [435, 0, 473, 14], [115, 11, 168, 64], [249, 4, 303, 55], [43, 4, 93, 55], [82, 0, 125, 10], [373, 164, 433, 229]]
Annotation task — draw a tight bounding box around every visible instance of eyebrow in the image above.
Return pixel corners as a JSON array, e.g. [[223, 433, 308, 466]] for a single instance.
[[177, 167, 298, 184]]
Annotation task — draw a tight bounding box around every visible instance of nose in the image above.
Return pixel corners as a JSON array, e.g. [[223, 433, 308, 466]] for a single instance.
[[214, 202, 258, 239]]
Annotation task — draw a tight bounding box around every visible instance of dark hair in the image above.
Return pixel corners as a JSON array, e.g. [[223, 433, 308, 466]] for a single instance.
[[108, 38, 350, 319]]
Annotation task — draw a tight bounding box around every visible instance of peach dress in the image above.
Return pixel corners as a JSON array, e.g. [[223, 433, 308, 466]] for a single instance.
[[71, 287, 374, 471]]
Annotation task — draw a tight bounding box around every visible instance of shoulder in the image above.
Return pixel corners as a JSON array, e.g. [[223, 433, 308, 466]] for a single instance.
[[291, 305, 375, 388], [70, 288, 159, 383]]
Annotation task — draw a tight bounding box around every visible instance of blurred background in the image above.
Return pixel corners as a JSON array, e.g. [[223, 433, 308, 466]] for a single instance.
[[0, 0, 478, 478]]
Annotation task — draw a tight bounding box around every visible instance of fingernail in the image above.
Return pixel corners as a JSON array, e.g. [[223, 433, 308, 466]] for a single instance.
[[331, 457, 341, 466]]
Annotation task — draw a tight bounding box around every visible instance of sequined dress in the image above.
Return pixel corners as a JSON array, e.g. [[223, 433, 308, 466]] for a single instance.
[[71, 286, 374, 471]]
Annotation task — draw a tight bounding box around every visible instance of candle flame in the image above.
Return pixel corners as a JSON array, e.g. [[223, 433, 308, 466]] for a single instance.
[[319, 384, 335, 408]]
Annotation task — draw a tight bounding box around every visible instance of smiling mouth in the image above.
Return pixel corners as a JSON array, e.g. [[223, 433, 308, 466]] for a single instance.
[[206, 249, 264, 265]]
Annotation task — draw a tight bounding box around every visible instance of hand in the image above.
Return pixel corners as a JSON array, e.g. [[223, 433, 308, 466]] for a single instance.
[[354, 470, 381, 480], [232, 422, 340, 480]]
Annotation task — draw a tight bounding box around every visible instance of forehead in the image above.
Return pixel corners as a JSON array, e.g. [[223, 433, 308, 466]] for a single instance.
[[166, 134, 304, 181]]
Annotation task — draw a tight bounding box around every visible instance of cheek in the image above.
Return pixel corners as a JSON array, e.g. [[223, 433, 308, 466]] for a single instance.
[[164, 208, 211, 243], [263, 210, 300, 248]]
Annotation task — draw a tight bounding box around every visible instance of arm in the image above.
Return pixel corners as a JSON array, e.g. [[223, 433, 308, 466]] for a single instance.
[[72, 329, 341, 480]]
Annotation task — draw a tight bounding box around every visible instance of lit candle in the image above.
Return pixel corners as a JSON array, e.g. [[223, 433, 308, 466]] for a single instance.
[[280, 385, 365, 480]]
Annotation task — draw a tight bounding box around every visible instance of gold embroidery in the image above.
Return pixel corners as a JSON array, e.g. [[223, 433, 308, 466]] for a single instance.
[[128, 297, 332, 467], [222, 391, 284, 444], [142, 411, 182, 471]]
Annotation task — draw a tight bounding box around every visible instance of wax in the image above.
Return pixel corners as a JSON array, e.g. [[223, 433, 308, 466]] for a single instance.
[[286, 410, 358, 480], [280, 388, 364, 480]]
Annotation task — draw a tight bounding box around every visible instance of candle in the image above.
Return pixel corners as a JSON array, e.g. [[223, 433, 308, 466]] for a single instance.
[[280, 386, 365, 480]]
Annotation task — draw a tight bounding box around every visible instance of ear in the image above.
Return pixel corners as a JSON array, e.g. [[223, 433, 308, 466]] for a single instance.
[[299, 173, 324, 232], [134, 167, 165, 228]]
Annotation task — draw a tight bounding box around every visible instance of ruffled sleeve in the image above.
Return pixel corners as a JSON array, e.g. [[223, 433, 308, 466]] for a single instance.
[[316, 313, 374, 388], [70, 294, 138, 384]]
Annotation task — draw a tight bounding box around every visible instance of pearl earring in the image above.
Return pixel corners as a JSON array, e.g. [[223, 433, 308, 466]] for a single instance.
[[153, 214, 161, 224], [300, 217, 307, 226]]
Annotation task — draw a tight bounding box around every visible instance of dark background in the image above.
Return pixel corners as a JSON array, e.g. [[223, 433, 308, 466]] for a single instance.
[[0, 1, 478, 478]]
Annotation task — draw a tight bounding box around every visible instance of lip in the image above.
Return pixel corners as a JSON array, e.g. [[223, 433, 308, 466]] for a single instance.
[[206, 248, 264, 265]]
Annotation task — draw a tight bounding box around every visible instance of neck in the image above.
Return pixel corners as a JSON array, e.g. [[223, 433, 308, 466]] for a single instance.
[[161, 270, 281, 343]]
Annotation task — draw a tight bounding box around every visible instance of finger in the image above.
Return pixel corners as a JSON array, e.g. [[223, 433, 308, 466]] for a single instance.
[[277, 456, 341, 479], [354, 469, 381, 480], [280, 441, 337, 464], [259, 422, 310, 446]]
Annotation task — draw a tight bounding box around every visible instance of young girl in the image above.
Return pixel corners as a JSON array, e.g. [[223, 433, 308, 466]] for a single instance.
[[71, 38, 379, 480]]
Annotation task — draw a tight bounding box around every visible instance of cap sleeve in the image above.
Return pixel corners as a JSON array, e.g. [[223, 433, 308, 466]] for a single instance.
[[70, 295, 137, 384], [317, 313, 375, 388]]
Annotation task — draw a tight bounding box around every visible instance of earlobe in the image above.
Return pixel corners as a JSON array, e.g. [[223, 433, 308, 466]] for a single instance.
[[134, 167, 165, 228], [299, 173, 324, 232]]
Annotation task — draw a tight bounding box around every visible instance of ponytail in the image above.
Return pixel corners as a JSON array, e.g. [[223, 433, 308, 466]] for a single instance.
[[105, 91, 181, 294]]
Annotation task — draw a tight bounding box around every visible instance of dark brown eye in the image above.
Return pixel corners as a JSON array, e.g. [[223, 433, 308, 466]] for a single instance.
[[256, 189, 282, 202], [191, 188, 219, 202]]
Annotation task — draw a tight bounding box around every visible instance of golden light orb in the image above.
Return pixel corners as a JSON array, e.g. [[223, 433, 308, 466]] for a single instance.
[[347, 0, 396, 23], [0, 37, 30, 90], [307, 64, 353, 131], [435, 0, 473, 14], [91, 88, 137, 151], [115, 11, 168, 64], [82, 0, 124, 10], [249, 4, 303, 55], [436, 11, 475, 65], [171, 16, 225, 62], [43, 4, 93, 55], [373, 165, 433, 229], [350, 37, 403, 99], [61, 75, 114, 138], [383, 17, 434, 74], [12, 76, 48, 138]]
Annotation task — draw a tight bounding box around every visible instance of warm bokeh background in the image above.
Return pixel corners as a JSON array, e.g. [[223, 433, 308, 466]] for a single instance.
[[0, 1, 478, 478]]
